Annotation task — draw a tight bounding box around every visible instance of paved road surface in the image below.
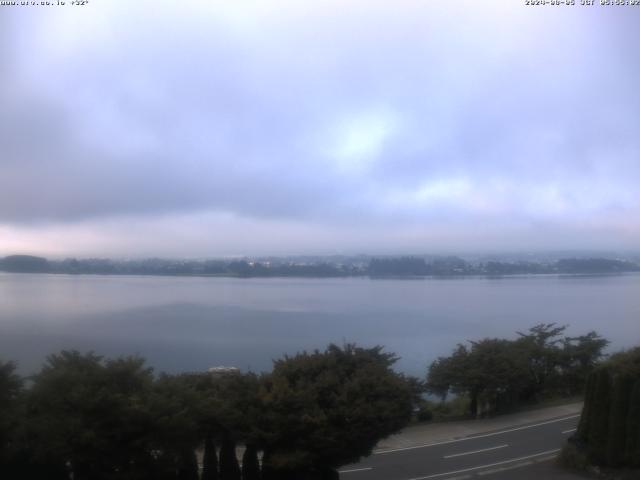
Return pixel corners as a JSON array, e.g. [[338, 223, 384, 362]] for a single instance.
[[339, 414, 580, 480]]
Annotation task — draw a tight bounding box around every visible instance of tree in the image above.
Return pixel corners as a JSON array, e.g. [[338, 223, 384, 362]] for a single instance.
[[576, 372, 596, 443], [202, 434, 219, 480], [468, 339, 531, 415], [368, 257, 428, 276], [586, 368, 612, 464], [573, 347, 640, 468], [561, 332, 609, 395], [427, 325, 608, 417], [427, 339, 529, 417], [606, 374, 634, 467], [148, 373, 204, 478], [242, 444, 261, 480], [177, 448, 199, 480], [426, 352, 461, 402], [185, 370, 261, 480], [259, 344, 413, 479], [0, 361, 23, 475], [219, 435, 242, 480], [515, 323, 567, 400], [625, 380, 640, 467], [25, 351, 159, 479]]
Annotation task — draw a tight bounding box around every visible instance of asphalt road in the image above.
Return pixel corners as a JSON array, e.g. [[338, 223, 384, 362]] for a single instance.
[[339, 414, 580, 480]]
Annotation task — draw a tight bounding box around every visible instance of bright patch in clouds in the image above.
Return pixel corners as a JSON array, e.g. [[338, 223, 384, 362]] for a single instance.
[[330, 111, 399, 173], [384, 177, 474, 211], [411, 178, 472, 204]]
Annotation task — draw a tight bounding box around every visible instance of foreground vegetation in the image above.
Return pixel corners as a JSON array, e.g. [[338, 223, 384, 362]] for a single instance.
[[562, 347, 640, 474], [0, 345, 415, 480], [425, 324, 608, 417], [0, 325, 615, 478]]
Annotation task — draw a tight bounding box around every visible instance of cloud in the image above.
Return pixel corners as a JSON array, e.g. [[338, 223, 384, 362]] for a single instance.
[[1, 0, 639, 254], [329, 109, 400, 173], [1, 208, 638, 259]]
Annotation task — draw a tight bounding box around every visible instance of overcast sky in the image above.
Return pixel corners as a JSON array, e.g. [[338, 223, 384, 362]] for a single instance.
[[1, 0, 639, 258]]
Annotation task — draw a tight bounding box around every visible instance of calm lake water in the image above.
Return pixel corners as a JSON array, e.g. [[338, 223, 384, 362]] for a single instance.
[[1, 273, 639, 376]]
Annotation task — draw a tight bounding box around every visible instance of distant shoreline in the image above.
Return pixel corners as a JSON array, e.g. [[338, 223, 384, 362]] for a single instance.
[[2, 254, 639, 279], [2, 270, 640, 281]]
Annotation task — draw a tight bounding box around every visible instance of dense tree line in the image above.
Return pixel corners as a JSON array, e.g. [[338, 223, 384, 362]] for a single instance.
[[573, 347, 640, 468], [369, 257, 639, 276], [425, 324, 608, 417], [0, 256, 359, 277], [2, 254, 639, 278], [0, 344, 414, 480]]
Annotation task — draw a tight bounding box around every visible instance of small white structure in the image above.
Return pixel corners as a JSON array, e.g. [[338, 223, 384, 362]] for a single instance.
[[207, 366, 240, 375]]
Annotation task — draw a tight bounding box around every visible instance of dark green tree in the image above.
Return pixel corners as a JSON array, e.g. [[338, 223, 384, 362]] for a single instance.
[[573, 347, 640, 469], [607, 347, 640, 374], [259, 344, 413, 479], [624, 380, 640, 467], [426, 350, 464, 402], [561, 332, 609, 395], [465, 338, 529, 416], [202, 434, 219, 480], [606, 374, 634, 467], [242, 444, 261, 480], [576, 372, 596, 442], [429, 325, 608, 417], [148, 373, 204, 477], [0, 360, 23, 476], [177, 448, 199, 480], [25, 351, 156, 479], [187, 370, 261, 480], [219, 434, 242, 480], [0, 360, 21, 432], [515, 323, 567, 400], [586, 368, 612, 464], [427, 339, 529, 416]]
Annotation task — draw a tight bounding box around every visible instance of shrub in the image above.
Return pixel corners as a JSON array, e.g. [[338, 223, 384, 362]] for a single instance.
[[558, 442, 589, 471], [416, 405, 433, 422]]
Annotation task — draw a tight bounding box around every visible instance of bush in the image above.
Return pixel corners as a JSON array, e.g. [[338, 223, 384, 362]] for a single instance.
[[558, 442, 589, 471], [259, 344, 414, 475], [625, 380, 640, 468], [575, 347, 640, 470], [416, 405, 433, 422], [430, 395, 471, 421]]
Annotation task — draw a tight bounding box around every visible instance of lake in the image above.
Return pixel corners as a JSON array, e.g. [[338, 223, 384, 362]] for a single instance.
[[1, 272, 639, 376]]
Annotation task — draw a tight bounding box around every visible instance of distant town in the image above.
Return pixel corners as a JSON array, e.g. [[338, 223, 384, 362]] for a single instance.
[[1, 253, 639, 278]]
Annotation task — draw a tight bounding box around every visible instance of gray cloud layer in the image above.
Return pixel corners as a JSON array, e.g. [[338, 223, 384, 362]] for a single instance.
[[1, 1, 639, 255]]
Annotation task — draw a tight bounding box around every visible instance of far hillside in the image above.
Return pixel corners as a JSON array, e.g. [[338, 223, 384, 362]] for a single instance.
[[0, 255, 50, 273]]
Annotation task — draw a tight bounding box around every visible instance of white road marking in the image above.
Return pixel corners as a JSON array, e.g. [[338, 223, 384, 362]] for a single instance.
[[562, 428, 577, 434], [339, 467, 373, 474], [375, 415, 579, 455], [443, 444, 508, 459], [535, 455, 560, 463], [477, 453, 559, 476], [477, 460, 533, 476], [405, 448, 561, 480]]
